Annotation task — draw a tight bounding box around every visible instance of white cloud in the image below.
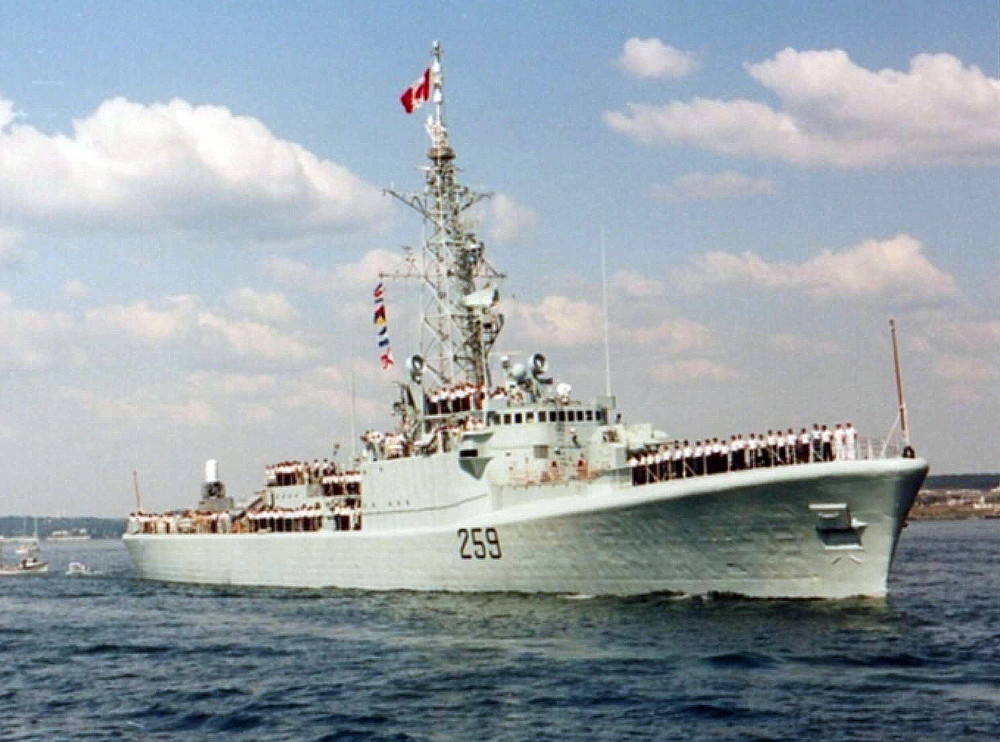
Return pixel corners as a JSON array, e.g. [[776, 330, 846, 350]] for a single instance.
[[650, 171, 775, 201], [196, 312, 317, 362], [84, 295, 200, 343], [84, 294, 318, 361], [909, 314, 999, 403], [0, 95, 393, 241], [918, 317, 1000, 353], [62, 279, 89, 298], [59, 387, 214, 426], [605, 49, 1000, 167], [674, 234, 960, 302], [226, 287, 297, 322], [651, 359, 737, 383], [506, 295, 604, 347], [617, 38, 696, 79], [282, 366, 354, 413], [932, 352, 999, 404], [488, 194, 537, 243], [610, 269, 664, 298], [767, 333, 840, 355], [0, 228, 30, 268], [0, 292, 75, 369], [619, 317, 712, 353], [933, 354, 997, 384], [186, 370, 277, 397], [264, 248, 399, 293]]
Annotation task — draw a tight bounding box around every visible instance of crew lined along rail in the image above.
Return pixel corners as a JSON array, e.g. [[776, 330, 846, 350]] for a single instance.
[[627, 423, 878, 486], [265, 462, 362, 493], [128, 504, 361, 535]]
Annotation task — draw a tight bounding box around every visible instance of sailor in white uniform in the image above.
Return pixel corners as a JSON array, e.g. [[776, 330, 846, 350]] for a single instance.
[[844, 423, 857, 460]]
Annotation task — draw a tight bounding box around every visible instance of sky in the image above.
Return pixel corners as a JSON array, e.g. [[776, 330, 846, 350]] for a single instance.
[[0, 0, 997, 516]]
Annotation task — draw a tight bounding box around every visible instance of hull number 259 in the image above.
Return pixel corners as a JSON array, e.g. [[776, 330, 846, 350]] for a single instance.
[[457, 527, 502, 560]]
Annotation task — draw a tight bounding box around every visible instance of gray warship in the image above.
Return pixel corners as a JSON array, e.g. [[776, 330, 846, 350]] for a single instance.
[[124, 45, 928, 598]]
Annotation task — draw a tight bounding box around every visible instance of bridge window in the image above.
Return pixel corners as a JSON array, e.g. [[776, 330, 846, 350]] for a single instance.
[[525, 411, 535, 422], [503, 413, 512, 425], [514, 413, 523, 424], [586, 410, 594, 421], [539, 411, 547, 422]]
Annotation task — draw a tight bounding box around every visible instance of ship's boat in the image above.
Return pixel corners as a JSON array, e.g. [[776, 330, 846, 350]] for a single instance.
[[124, 44, 928, 599]]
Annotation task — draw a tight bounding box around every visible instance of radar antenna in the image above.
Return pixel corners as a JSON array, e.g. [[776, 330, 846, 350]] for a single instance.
[[383, 42, 506, 389]]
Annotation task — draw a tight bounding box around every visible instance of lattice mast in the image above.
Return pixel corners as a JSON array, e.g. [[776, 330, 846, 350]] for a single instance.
[[384, 42, 505, 389]]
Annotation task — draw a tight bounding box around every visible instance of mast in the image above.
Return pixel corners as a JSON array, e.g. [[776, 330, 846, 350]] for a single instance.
[[384, 42, 506, 389], [889, 318, 910, 447]]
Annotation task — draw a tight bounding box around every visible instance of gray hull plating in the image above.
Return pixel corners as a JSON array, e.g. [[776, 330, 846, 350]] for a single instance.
[[124, 457, 926, 599]]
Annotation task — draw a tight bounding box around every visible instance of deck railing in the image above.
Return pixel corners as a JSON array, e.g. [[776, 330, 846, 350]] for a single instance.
[[625, 434, 909, 488]]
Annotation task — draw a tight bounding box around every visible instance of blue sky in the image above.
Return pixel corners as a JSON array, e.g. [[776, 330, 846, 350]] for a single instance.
[[0, 1, 997, 515]]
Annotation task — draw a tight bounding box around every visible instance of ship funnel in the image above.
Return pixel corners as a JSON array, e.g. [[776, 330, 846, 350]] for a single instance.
[[199, 459, 232, 512], [204, 459, 219, 484]]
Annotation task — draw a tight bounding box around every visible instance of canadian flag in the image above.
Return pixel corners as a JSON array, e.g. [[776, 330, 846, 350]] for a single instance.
[[400, 67, 432, 114]]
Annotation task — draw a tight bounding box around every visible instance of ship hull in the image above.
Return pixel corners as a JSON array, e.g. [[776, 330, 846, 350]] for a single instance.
[[124, 458, 927, 599]]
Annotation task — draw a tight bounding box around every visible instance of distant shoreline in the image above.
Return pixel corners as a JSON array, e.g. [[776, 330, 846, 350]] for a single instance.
[[910, 483, 1000, 520]]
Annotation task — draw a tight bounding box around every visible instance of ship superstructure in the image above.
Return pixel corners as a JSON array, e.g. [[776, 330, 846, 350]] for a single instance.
[[124, 45, 928, 599]]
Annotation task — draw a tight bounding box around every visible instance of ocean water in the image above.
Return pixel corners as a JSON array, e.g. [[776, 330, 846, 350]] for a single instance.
[[1, 520, 997, 742]]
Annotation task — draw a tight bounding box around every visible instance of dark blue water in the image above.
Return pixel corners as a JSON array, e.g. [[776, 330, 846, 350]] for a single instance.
[[1, 520, 997, 742]]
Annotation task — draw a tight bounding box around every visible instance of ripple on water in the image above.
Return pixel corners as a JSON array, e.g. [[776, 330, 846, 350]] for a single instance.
[[0, 521, 997, 742]]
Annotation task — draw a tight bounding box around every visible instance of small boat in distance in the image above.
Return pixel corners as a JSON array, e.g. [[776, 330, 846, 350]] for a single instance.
[[0, 537, 49, 576]]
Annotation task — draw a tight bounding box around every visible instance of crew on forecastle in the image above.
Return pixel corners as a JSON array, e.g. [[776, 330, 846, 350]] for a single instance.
[[128, 501, 360, 535], [627, 423, 858, 486]]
